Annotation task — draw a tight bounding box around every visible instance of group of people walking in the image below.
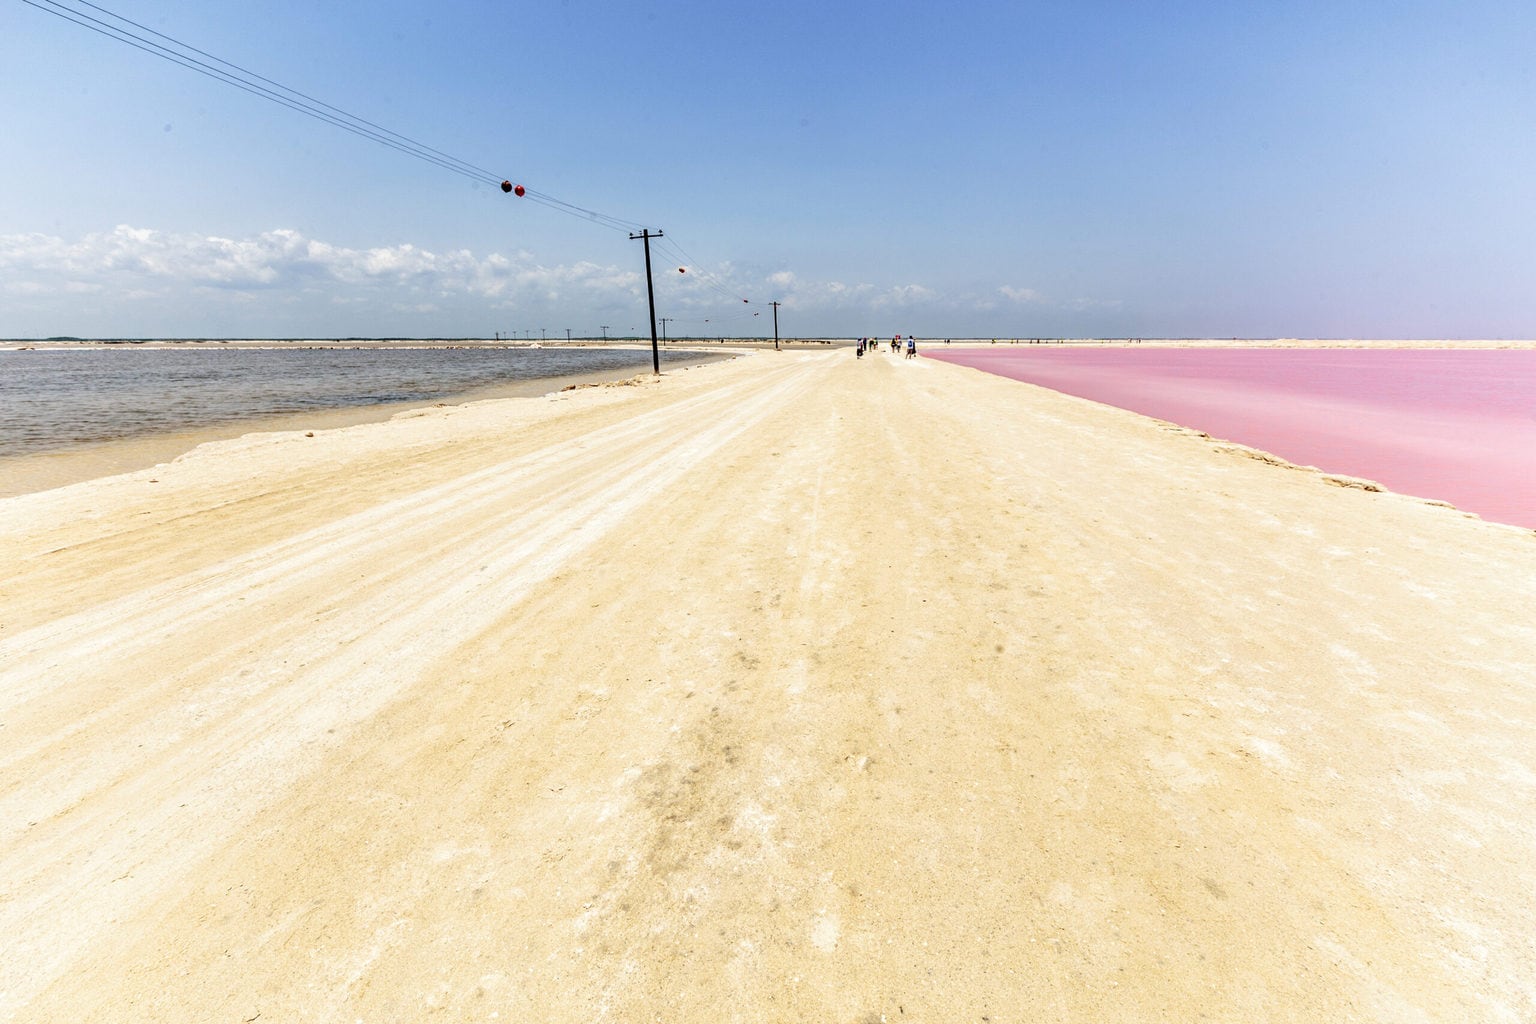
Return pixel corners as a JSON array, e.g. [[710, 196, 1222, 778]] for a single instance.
[[855, 335, 918, 359]]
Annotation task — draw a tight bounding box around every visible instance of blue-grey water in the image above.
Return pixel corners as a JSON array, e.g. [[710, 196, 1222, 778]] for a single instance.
[[0, 346, 708, 458]]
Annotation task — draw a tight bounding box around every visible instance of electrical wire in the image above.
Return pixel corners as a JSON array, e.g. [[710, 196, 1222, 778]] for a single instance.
[[22, 0, 644, 232], [24, 0, 776, 319], [523, 191, 646, 234], [650, 232, 784, 338], [655, 235, 754, 306], [55, 0, 505, 182], [22, 0, 495, 185]]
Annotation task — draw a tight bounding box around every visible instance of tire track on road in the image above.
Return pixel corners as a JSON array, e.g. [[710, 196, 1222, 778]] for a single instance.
[[0, 353, 831, 1019]]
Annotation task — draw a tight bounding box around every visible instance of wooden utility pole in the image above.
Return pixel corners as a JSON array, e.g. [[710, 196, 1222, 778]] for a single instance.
[[770, 301, 781, 351], [630, 229, 664, 375]]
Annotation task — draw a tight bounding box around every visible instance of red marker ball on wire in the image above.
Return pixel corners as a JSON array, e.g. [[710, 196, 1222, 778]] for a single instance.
[[501, 181, 525, 196]]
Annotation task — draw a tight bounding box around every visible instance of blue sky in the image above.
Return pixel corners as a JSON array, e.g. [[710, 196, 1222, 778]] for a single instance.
[[3, 0, 1533, 338]]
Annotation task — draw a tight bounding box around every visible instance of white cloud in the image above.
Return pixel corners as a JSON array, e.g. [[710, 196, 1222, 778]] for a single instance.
[[0, 226, 666, 334], [775, 278, 935, 312], [0, 225, 1121, 337], [0, 225, 642, 302], [870, 283, 937, 309]]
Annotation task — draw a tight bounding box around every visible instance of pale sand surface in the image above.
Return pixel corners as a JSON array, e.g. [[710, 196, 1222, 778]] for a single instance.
[[3, 349, 1535, 1021]]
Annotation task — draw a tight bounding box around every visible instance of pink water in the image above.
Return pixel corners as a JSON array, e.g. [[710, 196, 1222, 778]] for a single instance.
[[926, 347, 1536, 530]]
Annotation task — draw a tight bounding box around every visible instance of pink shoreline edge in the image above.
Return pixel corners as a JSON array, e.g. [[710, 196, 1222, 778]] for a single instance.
[[926, 347, 1536, 531]]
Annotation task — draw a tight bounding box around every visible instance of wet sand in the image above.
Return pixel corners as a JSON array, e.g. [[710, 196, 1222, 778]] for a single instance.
[[3, 348, 1534, 1021]]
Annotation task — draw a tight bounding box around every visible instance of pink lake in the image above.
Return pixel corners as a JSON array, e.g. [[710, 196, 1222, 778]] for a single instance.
[[925, 347, 1536, 530]]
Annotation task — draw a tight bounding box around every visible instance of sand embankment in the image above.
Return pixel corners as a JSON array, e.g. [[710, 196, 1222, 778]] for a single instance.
[[2, 349, 1534, 1021], [0, 347, 736, 498]]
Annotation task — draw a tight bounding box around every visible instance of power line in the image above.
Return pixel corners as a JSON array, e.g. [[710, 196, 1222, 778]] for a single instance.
[[22, 0, 493, 185], [657, 236, 742, 298], [671, 311, 759, 326], [520, 191, 645, 234], [21, 0, 645, 232], [56, 0, 504, 182], [24, 0, 778, 322], [654, 235, 755, 308]]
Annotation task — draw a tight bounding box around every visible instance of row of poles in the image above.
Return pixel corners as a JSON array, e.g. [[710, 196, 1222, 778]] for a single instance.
[[632, 229, 778, 375], [492, 230, 781, 373]]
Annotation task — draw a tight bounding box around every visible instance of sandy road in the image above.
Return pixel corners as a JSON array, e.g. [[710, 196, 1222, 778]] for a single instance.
[[3, 348, 1536, 1021]]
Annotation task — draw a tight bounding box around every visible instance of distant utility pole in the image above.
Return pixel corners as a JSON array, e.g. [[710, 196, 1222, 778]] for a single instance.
[[770, 301, 781, 351], [565, 328, 572, 342], [540, 328, 546, 341], [629, 228, 664, 375], [600, 325, 609, 341], [659, 317, 672, 343]]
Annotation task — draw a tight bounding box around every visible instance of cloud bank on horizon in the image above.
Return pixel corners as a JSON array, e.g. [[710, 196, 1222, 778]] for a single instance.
[[0, 226, 1057, 339]]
